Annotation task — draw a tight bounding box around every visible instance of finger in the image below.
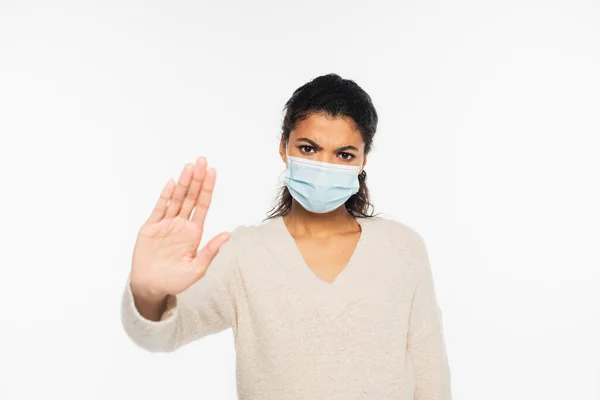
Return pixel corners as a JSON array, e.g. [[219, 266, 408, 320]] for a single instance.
[[164, 163, 195, 219], [191, 167, 216, 229], [146, 178, 176, 224], [179, 156, 207, 220], [192, 232, 231, 274]]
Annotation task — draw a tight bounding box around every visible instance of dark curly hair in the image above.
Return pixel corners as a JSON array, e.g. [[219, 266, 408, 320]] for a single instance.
[[265, 73, 380, 221]]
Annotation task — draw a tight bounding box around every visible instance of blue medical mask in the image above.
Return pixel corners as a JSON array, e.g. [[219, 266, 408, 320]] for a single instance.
[[283, 146, 362, 214]]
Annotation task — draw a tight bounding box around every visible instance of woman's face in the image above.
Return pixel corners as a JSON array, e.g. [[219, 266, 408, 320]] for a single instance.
[[280, 113, 367, 173]]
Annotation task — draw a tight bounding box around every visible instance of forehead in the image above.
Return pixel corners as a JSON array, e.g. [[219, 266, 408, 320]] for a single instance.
[[290, 113, 363, 147]]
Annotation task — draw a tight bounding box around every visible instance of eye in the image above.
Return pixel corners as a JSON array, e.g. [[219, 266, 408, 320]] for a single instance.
[[299, 145, 315, 154], [338, 152, 355, 161]]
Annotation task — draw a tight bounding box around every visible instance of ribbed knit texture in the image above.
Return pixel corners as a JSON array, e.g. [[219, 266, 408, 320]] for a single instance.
[[121, 215, 452, 399]]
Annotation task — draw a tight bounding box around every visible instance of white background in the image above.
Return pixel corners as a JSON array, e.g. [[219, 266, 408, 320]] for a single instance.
[[1, 1, 599, 399]]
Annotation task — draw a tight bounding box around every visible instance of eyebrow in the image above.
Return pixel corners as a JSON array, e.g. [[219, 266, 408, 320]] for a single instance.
[[295, 137, 359, 153]]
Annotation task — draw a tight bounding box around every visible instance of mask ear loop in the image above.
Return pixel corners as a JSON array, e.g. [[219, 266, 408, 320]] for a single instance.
[[279, 141, 290, 186]]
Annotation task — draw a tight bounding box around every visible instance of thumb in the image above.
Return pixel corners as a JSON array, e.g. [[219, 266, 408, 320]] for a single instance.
[[191, 232, 231, 276]]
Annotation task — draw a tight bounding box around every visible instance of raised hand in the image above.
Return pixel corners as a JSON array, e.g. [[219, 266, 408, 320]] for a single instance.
[[129, 156, 231, 302]]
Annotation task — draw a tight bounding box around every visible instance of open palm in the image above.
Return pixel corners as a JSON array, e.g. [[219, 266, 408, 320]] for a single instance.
[[129, 157, 231, 300]]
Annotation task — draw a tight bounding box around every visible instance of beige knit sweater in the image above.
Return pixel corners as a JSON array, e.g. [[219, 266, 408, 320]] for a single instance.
[[121, 215, 452, 399]]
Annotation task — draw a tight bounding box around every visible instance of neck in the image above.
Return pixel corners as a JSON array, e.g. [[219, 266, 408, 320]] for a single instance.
[[283, 200, 359, 238]]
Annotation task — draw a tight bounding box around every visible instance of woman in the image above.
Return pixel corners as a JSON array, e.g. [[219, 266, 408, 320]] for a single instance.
[[121, 73, 452, 399]]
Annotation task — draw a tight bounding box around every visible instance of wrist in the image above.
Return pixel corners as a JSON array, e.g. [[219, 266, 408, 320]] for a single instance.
[[129, 277, 168, 303]]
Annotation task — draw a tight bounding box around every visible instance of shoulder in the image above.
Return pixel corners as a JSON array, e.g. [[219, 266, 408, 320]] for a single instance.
[[363, 214, 431, 275], [373, 216, 434, 279], [363, 214, 426, 247], [222, 218, 278, 250]]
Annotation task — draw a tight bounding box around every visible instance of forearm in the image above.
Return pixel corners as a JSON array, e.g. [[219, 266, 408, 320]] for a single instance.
[[121, 262, 237, 352], [121, 227, 242, 353], [121, 275, 180, 352]]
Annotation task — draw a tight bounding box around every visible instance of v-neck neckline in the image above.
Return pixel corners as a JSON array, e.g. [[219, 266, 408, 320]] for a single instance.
[[271, 215, 372, 290]]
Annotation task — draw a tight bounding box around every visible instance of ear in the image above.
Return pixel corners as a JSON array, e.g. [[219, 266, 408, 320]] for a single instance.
[[359, 154, 367, 174], [279, 138, 287, 164]]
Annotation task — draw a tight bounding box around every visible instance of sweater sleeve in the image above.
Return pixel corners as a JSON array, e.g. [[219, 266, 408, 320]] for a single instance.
[[406, 230, 452, 400], [120, 227, 241, 353]]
